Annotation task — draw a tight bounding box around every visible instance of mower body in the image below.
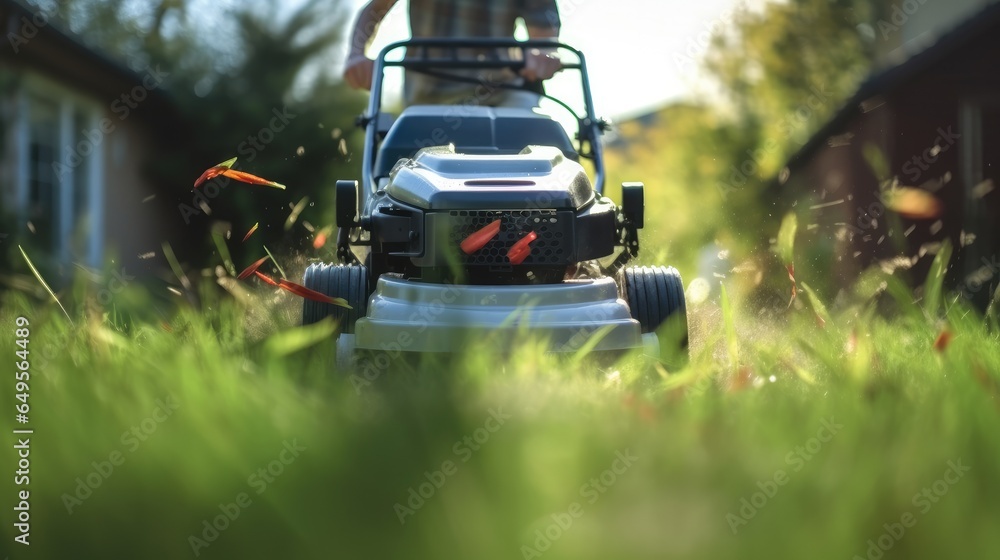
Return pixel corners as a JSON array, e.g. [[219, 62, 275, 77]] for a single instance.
[[303, 39, 687, 364]]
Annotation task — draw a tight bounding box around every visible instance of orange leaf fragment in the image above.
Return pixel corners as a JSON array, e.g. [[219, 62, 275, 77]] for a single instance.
[[277, 279, 353, 309], [728, 366, 754, 393], [253, 270, 280, 287], [220, 168, 286, 190], [237, 255, 270, 280], [933, 329, 952, 353], [242, 222, 259, 243], [193, 156, 237, 188], [460, 219, 501, 254], [884, 187, 943, 219], [313, 225, 333, 249], [972, 363, 1000, 403]]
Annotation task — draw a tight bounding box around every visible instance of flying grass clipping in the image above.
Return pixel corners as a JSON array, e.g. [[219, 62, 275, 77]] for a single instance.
[[194, 157, 349, 309]]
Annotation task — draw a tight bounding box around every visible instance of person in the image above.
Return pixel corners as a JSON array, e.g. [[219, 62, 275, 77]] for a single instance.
[[343, 0, 563, 107]]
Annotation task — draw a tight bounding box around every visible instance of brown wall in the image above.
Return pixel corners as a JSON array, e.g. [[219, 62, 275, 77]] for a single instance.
[[785, 22, 1000, 299]]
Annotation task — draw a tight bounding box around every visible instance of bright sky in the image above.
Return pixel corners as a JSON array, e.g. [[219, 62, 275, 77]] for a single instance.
[[334, 0, 762, 120]]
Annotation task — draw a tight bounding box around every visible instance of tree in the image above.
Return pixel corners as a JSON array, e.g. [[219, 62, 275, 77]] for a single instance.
[[701, 0, 877, 299], [36, 0, 368, 269], [607, 0, 878, 285]]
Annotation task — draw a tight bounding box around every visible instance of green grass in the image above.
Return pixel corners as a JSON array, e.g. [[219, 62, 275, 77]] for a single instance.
[[2, 254, 1000, 560]]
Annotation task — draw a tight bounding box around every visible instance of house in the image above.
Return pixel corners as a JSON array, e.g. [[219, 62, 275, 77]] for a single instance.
[[0, 0, 180, 271], [783, 0, 1000, 306]]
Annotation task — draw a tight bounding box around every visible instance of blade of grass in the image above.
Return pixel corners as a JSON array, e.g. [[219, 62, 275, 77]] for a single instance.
[[568, 324, 616, 368], [721, 283, 738, 367], [211, 230, 237, 277], [263, 245, 287, 280], [284, 197, 309, 231], [863, 143, 889, 181], [18, 245, 72, 323], [161, 242, 192, 291], [800, 281, 832, 328], [264, 318, 338, 357], [923, 239, 952, 319], [774, 212, 798, 265], [986, 283, 1000, 331]]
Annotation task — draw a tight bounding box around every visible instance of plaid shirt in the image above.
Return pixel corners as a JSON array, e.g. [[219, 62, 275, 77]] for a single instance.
[[403, 0, 561, 105]]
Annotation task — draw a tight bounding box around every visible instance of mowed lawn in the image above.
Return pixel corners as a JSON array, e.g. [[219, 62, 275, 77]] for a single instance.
[[1, 252, 999, 560]]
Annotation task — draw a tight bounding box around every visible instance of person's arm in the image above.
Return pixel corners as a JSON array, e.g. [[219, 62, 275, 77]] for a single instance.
[[344, 0, 400, 90], [520, 0, 562, 82]]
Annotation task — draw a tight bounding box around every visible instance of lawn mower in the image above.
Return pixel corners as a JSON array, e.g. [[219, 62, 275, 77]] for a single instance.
[[302, 38, 688, 368]]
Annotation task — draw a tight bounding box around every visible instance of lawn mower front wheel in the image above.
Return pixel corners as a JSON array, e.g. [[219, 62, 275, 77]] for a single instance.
[[620, 265, 689, 369], [301, 263, 369, 332]]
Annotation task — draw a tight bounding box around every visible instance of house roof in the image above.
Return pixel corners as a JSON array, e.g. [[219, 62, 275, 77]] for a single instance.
[[785, 0, 1000, 170], [1, 0, 175, 111]]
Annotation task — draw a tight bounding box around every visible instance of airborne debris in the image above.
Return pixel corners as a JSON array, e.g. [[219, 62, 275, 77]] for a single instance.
[[285, 197, 309, 231], [237, 256, 271, 280], [883, 186, 942, 219], [313, 225, 334, 249], [252, 270, 352, 309], [809, 199, 845, 210], [194, 156, 286, 190], [242, 222, 260, 243], [972, 179, 995, 199], [933, 330, 953, 353]]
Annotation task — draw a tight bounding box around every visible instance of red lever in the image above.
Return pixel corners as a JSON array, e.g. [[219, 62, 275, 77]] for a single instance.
[[460, 219, 501, 254], [507, 231, 537, 265]]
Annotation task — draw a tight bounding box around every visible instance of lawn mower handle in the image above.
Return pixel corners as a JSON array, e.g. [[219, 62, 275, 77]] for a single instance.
[[360, 38, 606, 207]]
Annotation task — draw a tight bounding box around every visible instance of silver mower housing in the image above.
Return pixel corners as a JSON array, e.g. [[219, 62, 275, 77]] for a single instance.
[[353, 275, 654, 354]]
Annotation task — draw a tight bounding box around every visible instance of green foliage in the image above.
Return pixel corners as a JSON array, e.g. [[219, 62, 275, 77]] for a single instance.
[[863, 141, 891, 181], [44, 0, 367, 267], [721, 282, 739, 366], [606, 0, 876, 287], [706, 0, 875, 157], [923, 239, 952, 319], [775, 211, 798, 265], [604, 103, 741, 277]]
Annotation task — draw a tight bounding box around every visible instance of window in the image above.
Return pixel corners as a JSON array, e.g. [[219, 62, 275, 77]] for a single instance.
[[14, 79, 104, 266], [27, 95, 59, 252], [71, 109, 93, 257]]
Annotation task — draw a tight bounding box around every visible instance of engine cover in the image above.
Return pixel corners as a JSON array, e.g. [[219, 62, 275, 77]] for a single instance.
[[384, 145, 595, 210]]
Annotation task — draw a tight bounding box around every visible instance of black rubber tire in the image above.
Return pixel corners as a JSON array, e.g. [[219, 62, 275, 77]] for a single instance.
[[620, 266, 689, 368], [301, 263, 369, 332]]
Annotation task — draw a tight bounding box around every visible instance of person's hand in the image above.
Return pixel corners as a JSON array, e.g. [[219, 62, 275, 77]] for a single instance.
[[520, 48, 561, 82], [344, 54, 375, 90]]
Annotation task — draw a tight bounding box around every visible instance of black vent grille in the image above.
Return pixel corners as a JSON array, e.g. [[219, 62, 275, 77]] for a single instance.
[[447, 209, 572, 266]]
